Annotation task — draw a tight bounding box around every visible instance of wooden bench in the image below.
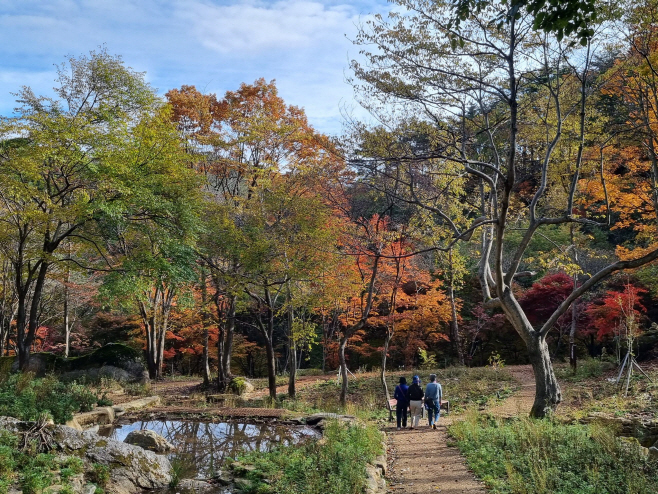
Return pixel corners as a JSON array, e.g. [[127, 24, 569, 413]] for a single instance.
[[386, 399, 450, 421]]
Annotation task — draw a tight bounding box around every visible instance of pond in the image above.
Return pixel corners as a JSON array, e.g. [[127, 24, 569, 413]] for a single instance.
[[99, 419, 319, 479]]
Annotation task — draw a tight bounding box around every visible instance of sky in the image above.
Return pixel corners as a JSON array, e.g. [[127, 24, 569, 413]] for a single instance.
[[0, 0, 391, 136]]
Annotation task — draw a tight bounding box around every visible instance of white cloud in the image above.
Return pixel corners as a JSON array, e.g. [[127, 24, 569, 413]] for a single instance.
[[184, 1, 355, 55], [0, 0, 389, 134]]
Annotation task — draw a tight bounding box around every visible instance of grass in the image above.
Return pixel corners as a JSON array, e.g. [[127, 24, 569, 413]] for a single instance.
[[274, 366, 518, 419], [556, 359, 658, 419], [449, 411, 658, 494], [234, 420, 383, 494], [0, 430, 88, 494], [200, 366, 517, 422]]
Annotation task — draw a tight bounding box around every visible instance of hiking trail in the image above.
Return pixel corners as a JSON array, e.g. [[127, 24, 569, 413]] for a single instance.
[[385, 365, 536, 493]]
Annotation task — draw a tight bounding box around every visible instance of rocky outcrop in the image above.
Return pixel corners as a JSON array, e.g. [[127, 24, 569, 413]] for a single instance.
[[54, 425, 172, 494], [366, 432, 388, 494], [120, 396, 161, 411], [7, 344, 148, 382], [71, 397, 159, 430], [580, 412, 658, 444], [305, 412, 357, 428], [124, 429, 174, 453], [1, 416, 171, 494]]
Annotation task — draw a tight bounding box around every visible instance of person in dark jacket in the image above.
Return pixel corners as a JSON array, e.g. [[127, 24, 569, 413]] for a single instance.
[[393, 377, 409, 430], [407, 375, 424, 429]]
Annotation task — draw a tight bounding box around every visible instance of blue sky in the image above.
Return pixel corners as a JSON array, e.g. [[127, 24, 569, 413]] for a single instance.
[[0, 0, 391, 135]]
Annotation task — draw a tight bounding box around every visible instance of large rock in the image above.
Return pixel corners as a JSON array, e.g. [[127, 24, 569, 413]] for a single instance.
[[650, 446, 658, 460], [228, 377, 255, 395], [124, 429, 174, 453], [8, 344, 148, 383], [120, 396, 161, 411], [54, 425, 171, 494], [75, 406, 116, 428], [305, 412, 356, 426]]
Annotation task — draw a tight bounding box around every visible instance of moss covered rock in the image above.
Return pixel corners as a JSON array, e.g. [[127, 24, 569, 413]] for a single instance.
[[228, 377, 254, 395], [8, 344, 147, 382]]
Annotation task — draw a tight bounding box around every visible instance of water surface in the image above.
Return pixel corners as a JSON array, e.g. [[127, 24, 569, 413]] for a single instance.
[[99, 419, 319, 479]]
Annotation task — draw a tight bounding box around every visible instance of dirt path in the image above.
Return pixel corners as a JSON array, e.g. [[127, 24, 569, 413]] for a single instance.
[[385, 365, 536, 493], [386, 421, 488, 493], [487, 365, 536, 418]]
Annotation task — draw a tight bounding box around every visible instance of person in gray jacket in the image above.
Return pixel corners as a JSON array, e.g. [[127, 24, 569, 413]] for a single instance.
[[424, 374, 443, 429]]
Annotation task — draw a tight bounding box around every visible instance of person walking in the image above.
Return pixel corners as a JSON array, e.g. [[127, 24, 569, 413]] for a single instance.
[[393, 377, 409, 430], [425, 373, 443, 429], [407, 375, 424, 430]]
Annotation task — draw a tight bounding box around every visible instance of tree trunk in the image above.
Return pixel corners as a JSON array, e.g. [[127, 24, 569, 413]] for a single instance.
[[201, 272, 211, 387], [214, 293, 234, 391], [217, 330, 226, 389], [203, 326, 211, 386], [569, 275, 578, 372], [288, 340, 297, 398], [16, 262, 49, 371], [17, 341, 30, 371], [265, 337, 277, 400], [381, 332, 392, 401], [528, 333, 562, 418], [223, 296, 235, 380], [287, 292, 296, 398], [448, 249, 464, 365], [64, 278, 70, 359], [339, 334, 349, 406]]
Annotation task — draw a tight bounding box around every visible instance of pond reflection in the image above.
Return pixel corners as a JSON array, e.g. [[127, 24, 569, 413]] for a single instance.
[[99, 420, 319, 479]]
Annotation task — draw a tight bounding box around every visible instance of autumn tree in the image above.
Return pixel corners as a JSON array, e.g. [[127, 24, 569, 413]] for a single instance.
[[0, 49, 199, 370], [168, 80, 342, 396], [585, 280, 648, 358], [350, 0, 658, 417]]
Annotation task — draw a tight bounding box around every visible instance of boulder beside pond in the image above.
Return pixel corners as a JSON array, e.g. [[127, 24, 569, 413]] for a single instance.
[[124, 429, 174, 453], [0, 416, 171, 494], [54, 425, 172, 494], [7, 343, 148, 383]]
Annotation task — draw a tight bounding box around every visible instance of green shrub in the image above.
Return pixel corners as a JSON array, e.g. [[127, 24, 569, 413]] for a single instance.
[[0, 478, 10, 494], [96, 393, 113, 407], [59, 484, 75, 494], [70, 383, 98, 412], [88, 463, 110, 488], [123, 382, 151, 397], [0, 433, 82, 494], [237, 420, 382, 494], [229, 377, 248, 395], [296, 368, 324, 377], [19, 453, 56, 494], [0, 374, 107, 423], [0, 446, 15, 477], [449, 413, 658, 493], [59, 456, 84, 475]]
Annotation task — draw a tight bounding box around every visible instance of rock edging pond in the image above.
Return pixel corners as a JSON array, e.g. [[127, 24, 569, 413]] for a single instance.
[[0, 416, 171, 494]]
